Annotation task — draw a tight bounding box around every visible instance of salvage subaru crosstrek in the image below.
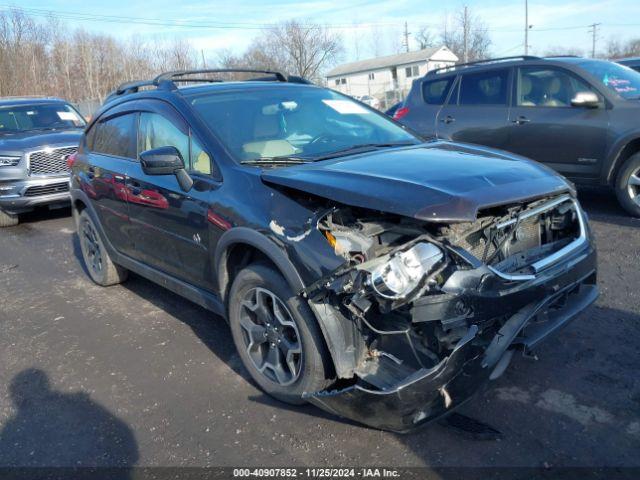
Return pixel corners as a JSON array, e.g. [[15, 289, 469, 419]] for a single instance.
[[69, 69, 598, 432]]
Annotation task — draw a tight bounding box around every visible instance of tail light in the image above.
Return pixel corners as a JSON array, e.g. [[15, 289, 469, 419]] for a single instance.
[[66, 152, 78, 169], [393, 107, 409, 121]]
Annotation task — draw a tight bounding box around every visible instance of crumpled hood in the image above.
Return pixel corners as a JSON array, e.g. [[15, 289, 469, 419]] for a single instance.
[[261, 141, 571, 222], [0, 129, 82, 154]]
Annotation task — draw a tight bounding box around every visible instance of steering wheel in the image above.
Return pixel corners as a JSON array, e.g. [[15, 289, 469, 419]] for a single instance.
[[309, 134, 334, 145]]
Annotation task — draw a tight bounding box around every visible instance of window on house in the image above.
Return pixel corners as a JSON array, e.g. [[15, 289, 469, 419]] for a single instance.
[[368, 73, 375, 80], [405, 65, 420, 78], [341, 78, 346, 85], [335, 79, 340, 86]]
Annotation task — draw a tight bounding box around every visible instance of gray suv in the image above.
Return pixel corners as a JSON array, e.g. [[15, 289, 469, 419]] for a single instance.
[[0, 97, 85, 226], [396, 56, 640, 216]]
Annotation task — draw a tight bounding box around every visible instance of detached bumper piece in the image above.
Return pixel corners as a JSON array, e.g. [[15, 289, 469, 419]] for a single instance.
[[307, 271, 598, 433]]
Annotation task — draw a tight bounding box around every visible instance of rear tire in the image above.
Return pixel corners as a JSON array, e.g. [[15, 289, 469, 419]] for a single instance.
[[78, 210, 128, 286], [0, 209, 18, 227], [228, 263, 332, 405], [615, 153, 640, 217]]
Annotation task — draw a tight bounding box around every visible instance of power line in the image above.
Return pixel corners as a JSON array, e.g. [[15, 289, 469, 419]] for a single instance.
[[3, 4, 640, 34]]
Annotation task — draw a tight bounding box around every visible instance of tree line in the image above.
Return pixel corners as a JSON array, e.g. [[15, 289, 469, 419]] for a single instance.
[[0, 6, 638, 106]]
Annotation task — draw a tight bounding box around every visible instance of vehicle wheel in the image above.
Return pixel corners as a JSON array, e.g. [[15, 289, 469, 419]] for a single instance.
[[615, 153, 640, 217], [228, 263, 332, 405], [78, 210, 128, 286], [0, 209, 18, 227]]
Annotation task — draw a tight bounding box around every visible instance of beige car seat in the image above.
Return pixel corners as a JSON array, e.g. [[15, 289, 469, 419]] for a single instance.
[[543, 78, 567, 107], [242, 113, 299, 158], [520, 76, 536, 106]]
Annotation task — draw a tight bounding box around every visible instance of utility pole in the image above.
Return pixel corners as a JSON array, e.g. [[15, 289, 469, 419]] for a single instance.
[[589, 23, 601, 58], [524, 0, 529, 55], [403, 21, 410, 52], [462, 5, 469, 63], [201, 49, 207, 68]]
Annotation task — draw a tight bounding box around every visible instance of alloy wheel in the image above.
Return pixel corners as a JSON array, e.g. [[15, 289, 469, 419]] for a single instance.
[[628, 167, 640, 207], [238, 287, 302, 386], [81, 219, 103, 274]]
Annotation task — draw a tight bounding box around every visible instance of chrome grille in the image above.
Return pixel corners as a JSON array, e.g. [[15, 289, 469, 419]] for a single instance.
[[28, 146, 77, 176], [24, 182, 69, 197]]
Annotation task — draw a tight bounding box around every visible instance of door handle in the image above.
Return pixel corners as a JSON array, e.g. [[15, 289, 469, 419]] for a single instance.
[[128, 181, 141, 196], [87, 167, 95, 179], [441, 115, 455, 124], [512, 116, 530, 125]]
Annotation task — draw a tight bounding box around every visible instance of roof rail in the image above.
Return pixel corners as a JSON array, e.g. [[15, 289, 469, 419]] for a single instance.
[[105, 68, 292, 103], [427, 55, 541, 76], [154, 68, 288, 84]]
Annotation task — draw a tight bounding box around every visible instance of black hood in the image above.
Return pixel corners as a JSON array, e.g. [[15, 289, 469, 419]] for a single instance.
[[0, 129, 82, 153], [262, 142, 571, 222]]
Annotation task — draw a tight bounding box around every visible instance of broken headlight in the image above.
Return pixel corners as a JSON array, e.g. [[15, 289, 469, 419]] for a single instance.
[[369, 242, 443, 299]]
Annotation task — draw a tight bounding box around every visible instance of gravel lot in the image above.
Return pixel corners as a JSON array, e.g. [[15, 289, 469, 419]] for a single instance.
[[0, 188, 638, 470]]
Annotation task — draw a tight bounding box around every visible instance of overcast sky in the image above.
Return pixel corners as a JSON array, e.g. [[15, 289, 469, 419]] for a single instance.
[[11, 0, 640, 62]]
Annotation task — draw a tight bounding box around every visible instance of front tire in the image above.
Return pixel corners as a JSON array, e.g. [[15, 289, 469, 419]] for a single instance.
[[615, 152, 640, 217], [0, 209, 18, 227], [228, 263, 332, 404], [78, 210, 128, 286]]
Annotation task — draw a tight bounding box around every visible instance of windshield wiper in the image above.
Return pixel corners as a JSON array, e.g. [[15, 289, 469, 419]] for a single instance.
[[240, 156, 310, 166], [311, 141, 418, 161]]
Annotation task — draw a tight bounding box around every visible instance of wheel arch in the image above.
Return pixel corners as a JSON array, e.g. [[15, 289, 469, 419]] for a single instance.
[[606, 135, 640, 185], [214, 227, 306, 307]]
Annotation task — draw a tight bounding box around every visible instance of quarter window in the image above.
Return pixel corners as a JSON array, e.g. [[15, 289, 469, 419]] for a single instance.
[[422, 78, 454, 105], [90, 113, 137, 159], [517, 67, 600, 107], [459, 69, 509, 106]]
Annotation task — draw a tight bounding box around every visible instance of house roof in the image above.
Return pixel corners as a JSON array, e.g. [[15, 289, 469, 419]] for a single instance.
[[326, 46, 456, 77]]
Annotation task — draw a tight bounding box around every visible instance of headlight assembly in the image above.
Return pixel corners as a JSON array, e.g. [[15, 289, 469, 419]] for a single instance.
[[0, 156, 20, 167], [369, 242, 443, 299]]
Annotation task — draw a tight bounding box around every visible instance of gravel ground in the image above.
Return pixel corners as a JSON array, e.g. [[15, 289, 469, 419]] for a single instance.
[[0, 188, 638, 470]]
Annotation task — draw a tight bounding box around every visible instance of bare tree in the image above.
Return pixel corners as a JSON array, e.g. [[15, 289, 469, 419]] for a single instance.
[[440, 5, 491, 62], [605, 37, 640, 59], [415, 26, 436, 50], [544, 45, 585, 57]]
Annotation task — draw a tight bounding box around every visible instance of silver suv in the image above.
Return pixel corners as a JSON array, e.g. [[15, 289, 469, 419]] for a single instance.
[[0, 97, 85, 226]]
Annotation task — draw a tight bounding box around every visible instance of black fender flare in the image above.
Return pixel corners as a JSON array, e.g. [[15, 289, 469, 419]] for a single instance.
[[214, 226, 305, 302]]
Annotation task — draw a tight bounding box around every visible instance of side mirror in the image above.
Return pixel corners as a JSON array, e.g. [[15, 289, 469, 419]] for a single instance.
[[140, 146, 193, 192], [571, 91, 600, 108]]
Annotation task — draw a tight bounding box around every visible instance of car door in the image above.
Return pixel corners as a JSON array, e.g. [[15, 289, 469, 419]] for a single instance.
[[506, 66, 610, 179], [126, 100, 217, 288], [436, 68, 512, 149], [83, 109, 138, 257], [401, 75, 455, 138]]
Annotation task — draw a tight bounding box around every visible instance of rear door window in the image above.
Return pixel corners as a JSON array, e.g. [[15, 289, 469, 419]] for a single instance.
[[459, 69, 510, 106], [90, 113, 137, 159], [422, 77, 454, 105]]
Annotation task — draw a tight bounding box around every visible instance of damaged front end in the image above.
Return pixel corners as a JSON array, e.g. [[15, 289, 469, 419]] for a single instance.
[[303, 193, 598, 433]]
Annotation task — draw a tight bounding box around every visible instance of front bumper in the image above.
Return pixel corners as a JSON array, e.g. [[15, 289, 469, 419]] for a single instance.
[[0, 177, 70, 214], [307, 243, 598, 433]]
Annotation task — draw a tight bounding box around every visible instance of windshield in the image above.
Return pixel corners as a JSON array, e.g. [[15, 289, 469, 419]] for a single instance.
[[188, 86, 418, 164], [0, 103, 86, 134], [576, 59, 640, 99]]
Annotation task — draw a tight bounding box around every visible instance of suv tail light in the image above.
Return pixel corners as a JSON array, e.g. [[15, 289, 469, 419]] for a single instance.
[[66, 153, 78, 169], [393, 107, 409, 120]]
